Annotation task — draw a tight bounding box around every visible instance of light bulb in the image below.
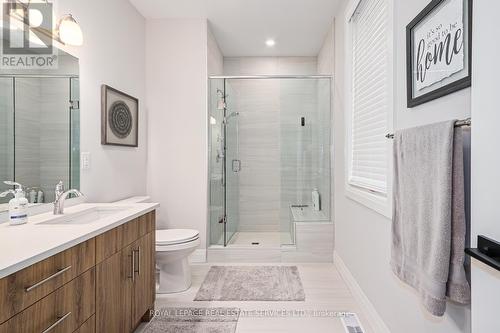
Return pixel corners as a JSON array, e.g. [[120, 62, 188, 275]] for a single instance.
[[57, 14, 83, 46], [265, 39, 275, 47]]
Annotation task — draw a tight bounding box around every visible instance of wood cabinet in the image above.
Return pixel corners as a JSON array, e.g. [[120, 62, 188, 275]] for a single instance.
[[0, 268, 95, 333], [73, 316, 95, 333], [0, 240, 95, 323], [132, 232, 155, 324], [0, 210, 156, 333], [95, 245, 133, 333], [95, 211, 155, 333]]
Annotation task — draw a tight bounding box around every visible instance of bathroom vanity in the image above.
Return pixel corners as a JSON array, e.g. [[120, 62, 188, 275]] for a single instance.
[[0, 203, 158, 333], [0, 23, 159, 333]]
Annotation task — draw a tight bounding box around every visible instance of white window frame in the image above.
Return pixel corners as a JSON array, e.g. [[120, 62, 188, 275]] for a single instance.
[[344, 0, 394, 218]]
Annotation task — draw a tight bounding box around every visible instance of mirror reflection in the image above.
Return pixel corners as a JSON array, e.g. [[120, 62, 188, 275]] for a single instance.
[[0, 51, 79, 210]]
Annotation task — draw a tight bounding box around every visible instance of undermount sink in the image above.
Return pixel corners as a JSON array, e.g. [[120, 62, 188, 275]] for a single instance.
[[37, 206, 131, 225]]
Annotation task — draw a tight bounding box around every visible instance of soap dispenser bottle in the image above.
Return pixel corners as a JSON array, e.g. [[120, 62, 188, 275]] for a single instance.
[[0, 181, 28, 225], [312, 188, 321, 211]]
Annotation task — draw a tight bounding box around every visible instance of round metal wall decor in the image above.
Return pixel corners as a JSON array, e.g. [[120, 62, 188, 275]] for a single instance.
[[108, 100, 133, 138]]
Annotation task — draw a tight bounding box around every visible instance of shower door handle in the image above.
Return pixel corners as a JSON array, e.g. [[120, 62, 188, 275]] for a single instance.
[[232, 159, 241, 173]]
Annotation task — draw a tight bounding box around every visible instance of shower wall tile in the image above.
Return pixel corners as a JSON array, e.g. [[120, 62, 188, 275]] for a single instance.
[[313, 80, 331, 218], [224, 57, 279, 76], [277, 57, 318, 75], [279, 79, 319, 231], [10, 78, 71, 204], [220, 57, 331, 235], [223, 57, 317, 76], [228, 79, 281, 232], [0, 78, 14, 203], [39, 78, 71, 202], [15, 79, 41, 191], [281, 223, 334, 262], [225, 118, 240, 238]]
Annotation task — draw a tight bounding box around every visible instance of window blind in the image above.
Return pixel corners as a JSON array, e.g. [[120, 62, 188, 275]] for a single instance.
[[349, 0, 389, 194]]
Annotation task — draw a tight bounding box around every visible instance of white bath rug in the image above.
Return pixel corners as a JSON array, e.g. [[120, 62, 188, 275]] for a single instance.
[[143, 307, 240, 333], [194, 266, 306, 301]]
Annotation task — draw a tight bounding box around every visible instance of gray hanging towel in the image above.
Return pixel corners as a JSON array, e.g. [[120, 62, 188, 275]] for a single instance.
[[391, 120, 470, 317]]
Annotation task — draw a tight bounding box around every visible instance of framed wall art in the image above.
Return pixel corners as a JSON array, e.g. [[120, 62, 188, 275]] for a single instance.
[[101, 84, 139, 147], [406, 0, 472, 108]]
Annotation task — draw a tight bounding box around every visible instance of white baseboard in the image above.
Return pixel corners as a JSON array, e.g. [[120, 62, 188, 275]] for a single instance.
[[334, 251, 391, 333], [189, 249, 207, 263]]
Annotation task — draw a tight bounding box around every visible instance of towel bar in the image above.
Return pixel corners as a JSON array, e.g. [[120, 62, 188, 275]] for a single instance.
[[385, 118, 471, 139], [465, 235, 500, 272]]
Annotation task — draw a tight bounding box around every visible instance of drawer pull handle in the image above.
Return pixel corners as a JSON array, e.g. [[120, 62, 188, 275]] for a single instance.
[[134, 247, 141, 276], [41, 311, 71, 333], [25, 266, 72, 292], [130, 251, 136, 282]]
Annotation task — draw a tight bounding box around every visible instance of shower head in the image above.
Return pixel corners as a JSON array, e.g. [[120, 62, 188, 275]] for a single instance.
[[217, 89, 226, 110], [223, 112, 239, 124]]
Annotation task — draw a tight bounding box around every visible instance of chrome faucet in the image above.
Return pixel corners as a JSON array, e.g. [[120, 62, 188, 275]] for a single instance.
[[53, 181, 83, 215]]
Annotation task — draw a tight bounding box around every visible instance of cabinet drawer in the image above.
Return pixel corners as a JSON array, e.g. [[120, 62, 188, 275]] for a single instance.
[[0, 268, 95, 333], [0, 239, 95, 323], [137, 211, 155, 238], [73, 315, 95, 333], [95, 211, 155, 263]]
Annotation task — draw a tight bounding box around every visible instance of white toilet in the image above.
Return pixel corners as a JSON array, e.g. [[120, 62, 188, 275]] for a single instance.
[[155, 229, 200, 294]]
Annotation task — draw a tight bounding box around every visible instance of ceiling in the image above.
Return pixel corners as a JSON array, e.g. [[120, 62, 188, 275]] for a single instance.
[[129, 0, 340, 57]]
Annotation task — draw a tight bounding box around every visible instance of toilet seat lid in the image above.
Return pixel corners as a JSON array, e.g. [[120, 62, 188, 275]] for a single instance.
[[156, 229, 199, 245]]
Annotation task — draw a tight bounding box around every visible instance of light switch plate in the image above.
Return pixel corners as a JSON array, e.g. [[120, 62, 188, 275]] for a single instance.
[[81, 152, 91, 170]]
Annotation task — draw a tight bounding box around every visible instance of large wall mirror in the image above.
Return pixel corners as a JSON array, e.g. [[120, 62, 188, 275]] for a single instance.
[[0, 49, 79, 211]]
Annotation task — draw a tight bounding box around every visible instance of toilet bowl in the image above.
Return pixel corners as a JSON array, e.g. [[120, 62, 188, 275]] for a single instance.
[[156, 229, 200, 294]]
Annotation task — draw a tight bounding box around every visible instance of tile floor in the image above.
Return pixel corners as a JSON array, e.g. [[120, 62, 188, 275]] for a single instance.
[[135, 263, 374, 333]]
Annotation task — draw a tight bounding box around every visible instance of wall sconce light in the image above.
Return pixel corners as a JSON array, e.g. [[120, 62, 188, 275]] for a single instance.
[[55, 14, 83, 46], [8, 1, 84, 46]]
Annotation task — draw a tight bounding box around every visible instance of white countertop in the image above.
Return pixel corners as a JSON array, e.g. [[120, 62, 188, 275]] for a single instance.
[[113, 196, 151, 204], [0, 202, 159, 279]]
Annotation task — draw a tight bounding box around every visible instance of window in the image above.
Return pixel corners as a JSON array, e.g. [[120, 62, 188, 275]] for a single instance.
[[345, 0, 393, 215]]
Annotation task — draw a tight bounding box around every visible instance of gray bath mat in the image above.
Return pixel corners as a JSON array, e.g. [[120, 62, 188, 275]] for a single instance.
[[143, 307, 240, 333], [194, 266, 305, 301]]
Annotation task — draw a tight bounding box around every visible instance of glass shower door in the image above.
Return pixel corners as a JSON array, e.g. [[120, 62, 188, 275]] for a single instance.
[[223, 88, 240, 245], [209, 79, 225, 246], [208, 78, 240, 247]]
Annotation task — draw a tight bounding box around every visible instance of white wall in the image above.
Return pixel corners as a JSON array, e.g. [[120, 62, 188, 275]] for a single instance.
[[55, 0, 147, 202], [330, 0, 471, 332], [470, 1, 500, 331], [146, 19, 209, 248], [317, 23, 335, 76], [208, 26, 224, 76]]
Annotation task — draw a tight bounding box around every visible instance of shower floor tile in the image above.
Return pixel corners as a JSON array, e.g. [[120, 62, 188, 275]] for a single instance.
[[227, 232, 291, 248]]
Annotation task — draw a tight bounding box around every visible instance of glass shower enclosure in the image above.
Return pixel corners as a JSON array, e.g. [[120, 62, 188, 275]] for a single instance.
[[208, 76, 331, 247]]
